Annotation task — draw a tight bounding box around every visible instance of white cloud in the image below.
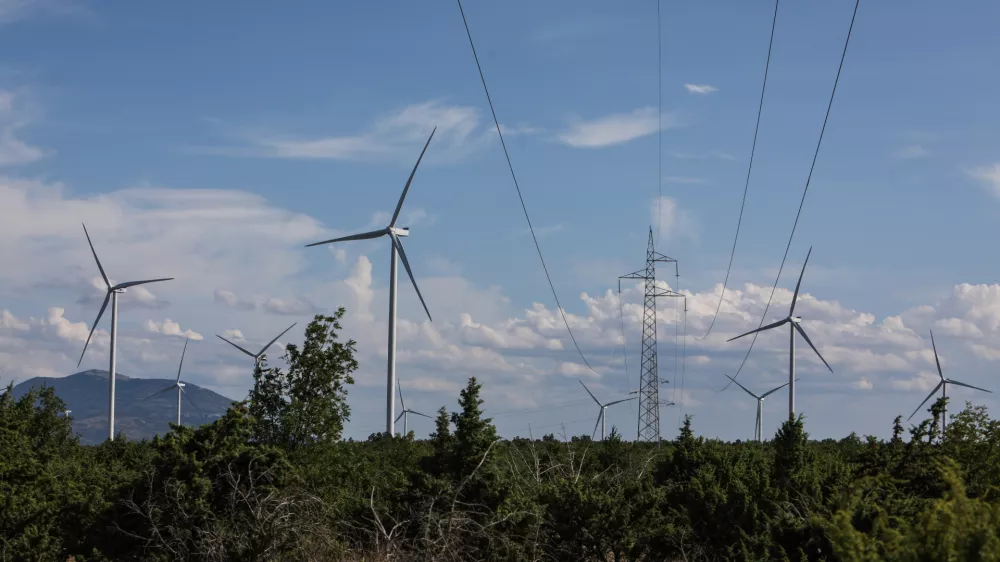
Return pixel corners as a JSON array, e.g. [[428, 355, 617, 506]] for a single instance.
[[221, 329, 245, 342], [203, 100, 499, 164], [684, 84, 718, 95], [967, 163, 1000, 198], [0, 91, 44, 166], [651, 196, 698, 242], [893, 145, 929, 160], [891, 371, 939, 392], [558, 107, 679, 148], [144, 318, 204, 341], [855, 376, 873, 390]]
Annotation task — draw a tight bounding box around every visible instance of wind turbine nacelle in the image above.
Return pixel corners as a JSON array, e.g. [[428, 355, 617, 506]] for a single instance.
[[177, 382, 186, 388], [390, 227, 409, 237], [790, 316, 802, 324]]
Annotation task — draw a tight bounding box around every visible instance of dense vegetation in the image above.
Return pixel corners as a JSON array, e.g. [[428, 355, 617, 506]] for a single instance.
[[3, 309, 1000, 561]]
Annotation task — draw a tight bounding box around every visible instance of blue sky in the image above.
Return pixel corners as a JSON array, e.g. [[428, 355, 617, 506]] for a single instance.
[[2, 0, 1000, 442]]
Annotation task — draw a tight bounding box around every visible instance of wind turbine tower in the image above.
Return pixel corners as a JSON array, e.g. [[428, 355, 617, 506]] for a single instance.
[[579, 380, 637, 440], [620, 227, 683, 443], [216, 323, 297, 371], [725, 374, 794, 442], [908, 329, 992, 436], [306, 128, 436, 436], [396, 381, 431, 436], [727, 247, 833, 420], [78, 224, 174, 442]]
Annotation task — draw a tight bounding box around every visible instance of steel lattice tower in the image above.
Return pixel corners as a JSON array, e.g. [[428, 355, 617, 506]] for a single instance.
[[620, 227, 681, 443]]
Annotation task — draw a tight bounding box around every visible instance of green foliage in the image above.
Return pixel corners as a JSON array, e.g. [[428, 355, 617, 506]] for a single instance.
[[7, 315, 1000, 560], [249, 310, 358, 450]]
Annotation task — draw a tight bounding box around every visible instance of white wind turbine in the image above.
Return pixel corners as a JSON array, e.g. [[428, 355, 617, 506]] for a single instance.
[[142, 337, 193, 426], [78, 223, 174, 442], [725, 374, 795, 442], [216, 323, 297, 371], [395, 381, 431, 436], [579, 380, 637, 441], [907, 329, 992, 436], [306, 127, 436, 436], [727, 247, 833, 420]]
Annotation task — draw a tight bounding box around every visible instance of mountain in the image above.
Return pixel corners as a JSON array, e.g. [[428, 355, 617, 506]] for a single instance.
[[11, 370, 237, 445]]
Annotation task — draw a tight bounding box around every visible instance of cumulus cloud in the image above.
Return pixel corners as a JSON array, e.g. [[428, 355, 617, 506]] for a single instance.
[[144, 318, 204, 341], [558, 107, 680, 148], [855, 376, 873, 390], [0, 90, 44, 166], [651, 196, 698, 242], [214, 289, 255, 310], [684, 84, 718, 95]]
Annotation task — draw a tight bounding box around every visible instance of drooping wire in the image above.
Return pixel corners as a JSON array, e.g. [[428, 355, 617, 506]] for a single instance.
[[655, 0, 664, 244], [719, 0, 861, 392], [697, 0, 780, 341], [455, 0, 603, 377]]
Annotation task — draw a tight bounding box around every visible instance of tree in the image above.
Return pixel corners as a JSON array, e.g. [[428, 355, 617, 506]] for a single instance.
[[249, 310, 358, 450], [450, 377, 498, 478]]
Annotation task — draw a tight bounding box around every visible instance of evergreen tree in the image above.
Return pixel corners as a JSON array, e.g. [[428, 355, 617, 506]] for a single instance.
[[450, 377, 498, 477]]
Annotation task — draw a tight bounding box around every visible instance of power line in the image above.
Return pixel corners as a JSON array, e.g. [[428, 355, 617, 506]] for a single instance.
[[697, 0, 780, 341], [655, 0, 664, 244], [720, 0, 861, 392], [454, 0, 604, 377]]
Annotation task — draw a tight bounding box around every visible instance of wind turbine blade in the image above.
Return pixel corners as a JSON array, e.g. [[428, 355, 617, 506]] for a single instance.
[[725, 374, 760, 400], [908, 381, 944, 421], [115, 278, 174, 290], [181, 387, 205, 414], [397, 381, 406, 411], [141, 385, 175, 401], [82, 223, 111, 289], [77, 292, 111, 367], [390, 126, 437, 227], [947, 379, 993, 394], [411, 411, 432, 419], [176, 338, 189, 383], [760, 380, 792, 399], [929, 330, 945, 381], [794, 324, 833, 373], [395, 411, 405, 423], [258, 323, 297, 357], [578, 379, 601, 406], [305, 229, 386, 247], [591, 410, 602, 440], [391, 235, 432, 322], [216, 334, 255, 358], [605, 397, 637, 407], [789, 246, 812, 317], [727, 318, 789, 343]]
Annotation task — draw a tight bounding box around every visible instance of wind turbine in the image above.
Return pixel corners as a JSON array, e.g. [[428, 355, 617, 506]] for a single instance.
[[63, 409, 72, 418], [305, 127, 436, 436], [727, 247, 832, 420], [77, 223, 174, 442], [216, 323, 297, 371], [725, 374, 795, 442], [907, 329, 992, 435], [395, 381, 431, 436], [142, 337, 192, 426], [579, 380, 637, 441]]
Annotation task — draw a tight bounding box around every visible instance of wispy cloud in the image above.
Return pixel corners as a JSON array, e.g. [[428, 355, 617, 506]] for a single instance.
[[893, 145, 929, 160], [558, 107, 679, 149], [196, 100, 521, 164], [0, 90, 45, 166], [684, 84, 718, 95], [967, 163, 1000, 198], [651, 196, 698, 243]]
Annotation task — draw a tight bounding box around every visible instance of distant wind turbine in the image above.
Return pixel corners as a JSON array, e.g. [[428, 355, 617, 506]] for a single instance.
[[142, 337, 192, 426], [216, 323, 297, 371], [305, 127, 436, 436], [579, 380, 637, 440], [77, 223, 174, 442], [908, 329, 992, 435], [395, 381, 431, 436], [63, 409, 72, 418], [727, 247, 832, 420], [725, 374, 795, 442]]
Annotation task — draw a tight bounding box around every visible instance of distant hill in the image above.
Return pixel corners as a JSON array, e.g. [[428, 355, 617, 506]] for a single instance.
[[11, 370, 237, 445]]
